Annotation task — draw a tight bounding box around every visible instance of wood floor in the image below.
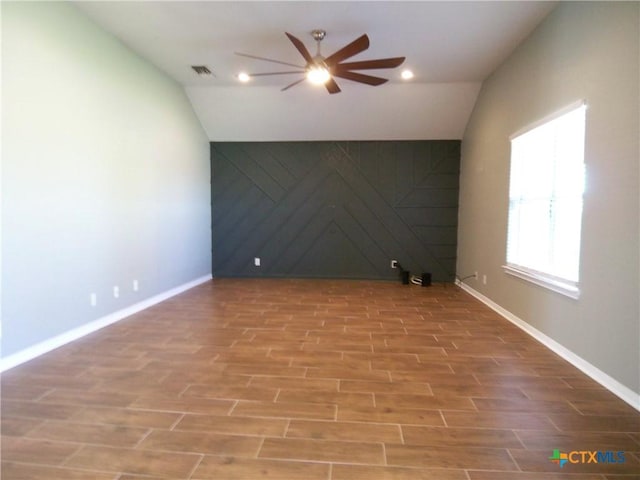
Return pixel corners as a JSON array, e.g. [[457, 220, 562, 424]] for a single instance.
[[2, 279, 639, 479]]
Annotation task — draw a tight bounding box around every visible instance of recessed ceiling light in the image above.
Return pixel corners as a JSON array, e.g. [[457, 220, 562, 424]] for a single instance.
[[237, 72, 250, 83], [401, 69, 414, 80]]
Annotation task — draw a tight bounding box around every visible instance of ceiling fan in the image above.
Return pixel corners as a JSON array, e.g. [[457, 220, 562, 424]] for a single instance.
[[235, 29, 406, 94]]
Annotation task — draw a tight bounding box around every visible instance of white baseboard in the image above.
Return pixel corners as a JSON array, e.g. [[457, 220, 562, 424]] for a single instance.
[[0, 274, 212, 372], [455, 280, 640, 412]]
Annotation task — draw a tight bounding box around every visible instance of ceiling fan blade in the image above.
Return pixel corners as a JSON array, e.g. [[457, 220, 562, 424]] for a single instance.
[[331, 70, 388, 86], [235, 52, 305, 69], [281, 77, 307, 91], [335, 57, 406, 70], [248, 71, 305, 77], [285, 32, 314, 64], [325, 77, 341, 94], [324, 34, 370, 67]]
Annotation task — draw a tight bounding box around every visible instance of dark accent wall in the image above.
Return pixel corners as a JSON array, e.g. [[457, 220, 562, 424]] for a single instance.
[[211, 141, 460, 281]]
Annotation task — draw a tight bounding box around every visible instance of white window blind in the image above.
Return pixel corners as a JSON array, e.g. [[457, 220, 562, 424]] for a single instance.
[[505, 103, 586, 298]]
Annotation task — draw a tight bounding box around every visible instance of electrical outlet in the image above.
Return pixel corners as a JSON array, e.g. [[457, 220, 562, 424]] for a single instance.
[[113, 286, 120, 298], [391, 260, 398, 269], [90, 293, 97, 307], [474, 271, 478, 280], [133, 279, 139, 292], [254, 257, 261, 267], [482, 274, 487, 285]]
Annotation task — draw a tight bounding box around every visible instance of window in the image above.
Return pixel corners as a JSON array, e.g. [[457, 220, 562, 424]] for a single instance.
[[504, 103, 586, 299]]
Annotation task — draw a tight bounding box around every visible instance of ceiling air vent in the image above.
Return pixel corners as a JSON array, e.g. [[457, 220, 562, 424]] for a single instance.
[[191, 65, 213, 76]]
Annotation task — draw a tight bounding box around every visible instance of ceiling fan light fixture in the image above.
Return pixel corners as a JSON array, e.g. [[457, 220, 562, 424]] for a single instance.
[[237, 72, 251, 82], [401, 69, 414, 80], [306, 65, 330, 85], [235, 30, 405, 94]]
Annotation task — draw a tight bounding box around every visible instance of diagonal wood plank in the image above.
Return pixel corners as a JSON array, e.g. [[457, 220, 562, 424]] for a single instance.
[[211, 140, 460, 280]]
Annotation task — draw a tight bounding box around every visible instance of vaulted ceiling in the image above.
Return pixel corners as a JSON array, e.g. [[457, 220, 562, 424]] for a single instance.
[[74, 1, 557, 141]]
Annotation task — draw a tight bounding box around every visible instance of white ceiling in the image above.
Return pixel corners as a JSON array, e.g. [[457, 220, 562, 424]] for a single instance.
[[74, 1, 557, 141]]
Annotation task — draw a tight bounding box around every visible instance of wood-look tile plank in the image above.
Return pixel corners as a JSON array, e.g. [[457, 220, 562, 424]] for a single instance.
[[231, 400, 337, 420], [341, 380, 432, 395], [562, 375, 610, 389], [443, 410, 559, 431], [38, 389, 137, 408], [444, 342, 523, 359], [192, 455, 330, 479], [391, 365, 459, 379], [372, 358, 428, 371], [248, 375, 339, 391], [331, 464, 469, 480], [306, 367, 392, 382], [223, 363, 307, 377], [214, 352, 291, 366], [385, 444, 516, 470], [64, 445, 200, 477], [68, 406, 181, 428], [474, 374, 570, 389], [1, 373, 99, 390], [337, 405, 444, 426], [472, 397, 576, 414], [430, 384, 527, 399], [174, 413, 288, 436], [375, 346, 450, 356], [80, 365, 171, 382], [268, 348, 343, 361], [182, 384, 279, 401], [375, 393, 476, 410], [1, 437, 82, 466], [302, 341, 373, 353], [128, 396, 235, 415], [259, 437, 385, 464], [3, 361, 88, 379], [402, 425, 523, 448], [547, 414, 640, 433], [0, 462, 117, 480], [520, 386, 620, 402], [371, 334, 441, 347], [390, 372, 476, 384], [25, 421, 149, 447], [139, 429, 263, 456], [1, 400, 80, 420], [1, 416, 43, 436], [277, 388, 375, 407], [146, 363, 226, 382], [0, 383, 53, 401], [117, 476, 174, 480], [287, 419, 402, 443]]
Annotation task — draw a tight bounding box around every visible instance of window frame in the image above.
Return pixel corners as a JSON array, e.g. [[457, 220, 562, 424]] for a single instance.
[[502, 101, 587, 300]]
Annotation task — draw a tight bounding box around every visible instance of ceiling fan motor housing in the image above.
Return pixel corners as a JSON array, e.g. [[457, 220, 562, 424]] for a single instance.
[[311, 29, 326, 41]]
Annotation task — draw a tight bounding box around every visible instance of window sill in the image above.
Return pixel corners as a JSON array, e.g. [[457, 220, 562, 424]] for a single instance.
[[502, 265, 580, 300]]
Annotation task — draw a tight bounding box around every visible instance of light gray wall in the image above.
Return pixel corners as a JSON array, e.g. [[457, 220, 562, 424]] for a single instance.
[[1, 2, 211, 357], [458, 2, 639, 394]]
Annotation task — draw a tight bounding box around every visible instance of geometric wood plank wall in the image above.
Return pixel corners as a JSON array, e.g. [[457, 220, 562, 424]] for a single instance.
[[211, 141, 460, 281]]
